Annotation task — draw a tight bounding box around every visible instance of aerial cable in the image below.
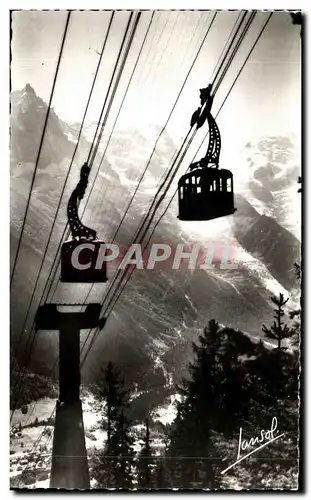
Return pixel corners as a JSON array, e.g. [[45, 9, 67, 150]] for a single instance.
[[66, 11, 157, 319], [210, 11, 248, 90], [120, 10, 251, 244], [44, 10, 142, 303], [140, 11, 172, 87], [146, 12, 274, 242], [48, 10, 216, 314], [11, 12, 143, 421], [209, 12, 242, 84], [36, 10, 143, 306], [194, 12, 273, 166], [80, 130, 194, 358], [79, 11, 154, 238], [101, 131, 192, 307], [11, 11, 131, 420], [80, 129, 196, 365], [91, 11, 250, 316], [22, 10, 141, 315], [96, 14, 228, 307], [81, 12, 272, 364], [19, 354, 59, 434], [10, 11, 71, 288], [80, 131, 193, 359], [146, 11, 181, 83], [38, 12, 115, 302], [86, 11, 134, 164], [130, 11, 161, 86], [88, 10, 208, 245], [212, 11, 256, 95], [10, 12, 115, 377], [149, 11, 241, 193], [106, 132, 196, 313], [110, 12, 218, 246], [75, 15, 204, 323], [80, 10, 253, 357], [88, 11, 141, 167], [93, 10, 186, 222]]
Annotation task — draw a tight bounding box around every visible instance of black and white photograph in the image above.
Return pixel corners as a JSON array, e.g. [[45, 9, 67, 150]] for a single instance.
[[9, 9, 302, 490]]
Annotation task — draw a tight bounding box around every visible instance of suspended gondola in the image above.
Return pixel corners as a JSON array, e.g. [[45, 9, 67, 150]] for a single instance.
[[61, 163, 108, 283], [178, 85, 236, 221]]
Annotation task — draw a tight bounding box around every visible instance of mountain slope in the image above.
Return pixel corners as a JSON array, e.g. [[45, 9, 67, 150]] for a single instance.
[[10, 85, 300, 401]]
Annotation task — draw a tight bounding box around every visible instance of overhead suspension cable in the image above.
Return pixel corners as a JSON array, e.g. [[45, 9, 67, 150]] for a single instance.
[[79, 12, 207, 336], [10, 11, 71, 288], [80, 133, 197, 366], [44, 11, 156, 359], [50, 10, 216, 315], [81, 130, 196, 366], [209, 12, 242, 84], [11, 11, 143, 422], [109, 10, 249, 252], [88, 11, 141, 167], [61, 11, 212, 315], [212, 11, 256, 95], [81, 11, 270, 364], [210, 11, 248, 91], [146, 12, 274, 245], [110, 11, 218, 245], [80, 11, 254, 362], [11, 12, 115, 372], [37, 10, 138, 304], [80, 132, 193, 358], [20, 10, 139, 313], [140, 11, 172, 88], [41, 10, 142, 305], [97, 11, 247, 313], [68, 12, 156, 316], [127, 13, 254, 244], [92, 11, 204, 230]]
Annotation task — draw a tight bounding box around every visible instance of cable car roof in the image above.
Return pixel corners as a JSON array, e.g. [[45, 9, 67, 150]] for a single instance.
[[178, 168, 233, 185]]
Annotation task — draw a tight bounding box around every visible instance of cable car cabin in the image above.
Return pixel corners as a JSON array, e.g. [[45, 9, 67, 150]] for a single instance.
[[60, 238, 108, 283], [60, 163, 108, 283], [178, 168, 236, 221]]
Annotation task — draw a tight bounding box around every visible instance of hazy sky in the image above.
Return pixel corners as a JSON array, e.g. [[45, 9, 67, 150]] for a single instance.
[[11, 10, 300, 132], [11, 9, 301, 199]]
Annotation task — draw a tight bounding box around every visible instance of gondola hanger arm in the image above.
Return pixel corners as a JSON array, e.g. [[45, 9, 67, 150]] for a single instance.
[[67, 163, 97, 241], [190, 84, 214, 129]]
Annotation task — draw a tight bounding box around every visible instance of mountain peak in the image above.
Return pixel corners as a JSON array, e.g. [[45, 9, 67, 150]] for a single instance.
[[24, 83, 36, 95]]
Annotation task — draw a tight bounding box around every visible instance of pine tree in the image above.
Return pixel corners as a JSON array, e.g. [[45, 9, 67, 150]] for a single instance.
[[112, 410, 135, 488], [97, 362, 128, 444], [94, 410, 135, 489], [155, 456, 171, 489], [93, 363, 134, 488], [262, 293, 295, 350], [186, 319, 223, 422], [137, 418, 155, 489], [217, 328, 250, 430], [289, 309, 301, 348], [167, 409, 218, 488], [165, 320, 224, 488], [153, 424, 172, 488], [293, 262, 301, 280], [290, 260, 302, 347]]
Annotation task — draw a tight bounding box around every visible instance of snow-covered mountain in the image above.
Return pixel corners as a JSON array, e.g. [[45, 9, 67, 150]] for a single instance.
[[10, 85, 301, 407], [239, 137, 301, 240], [80, 120, 177, 188]]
